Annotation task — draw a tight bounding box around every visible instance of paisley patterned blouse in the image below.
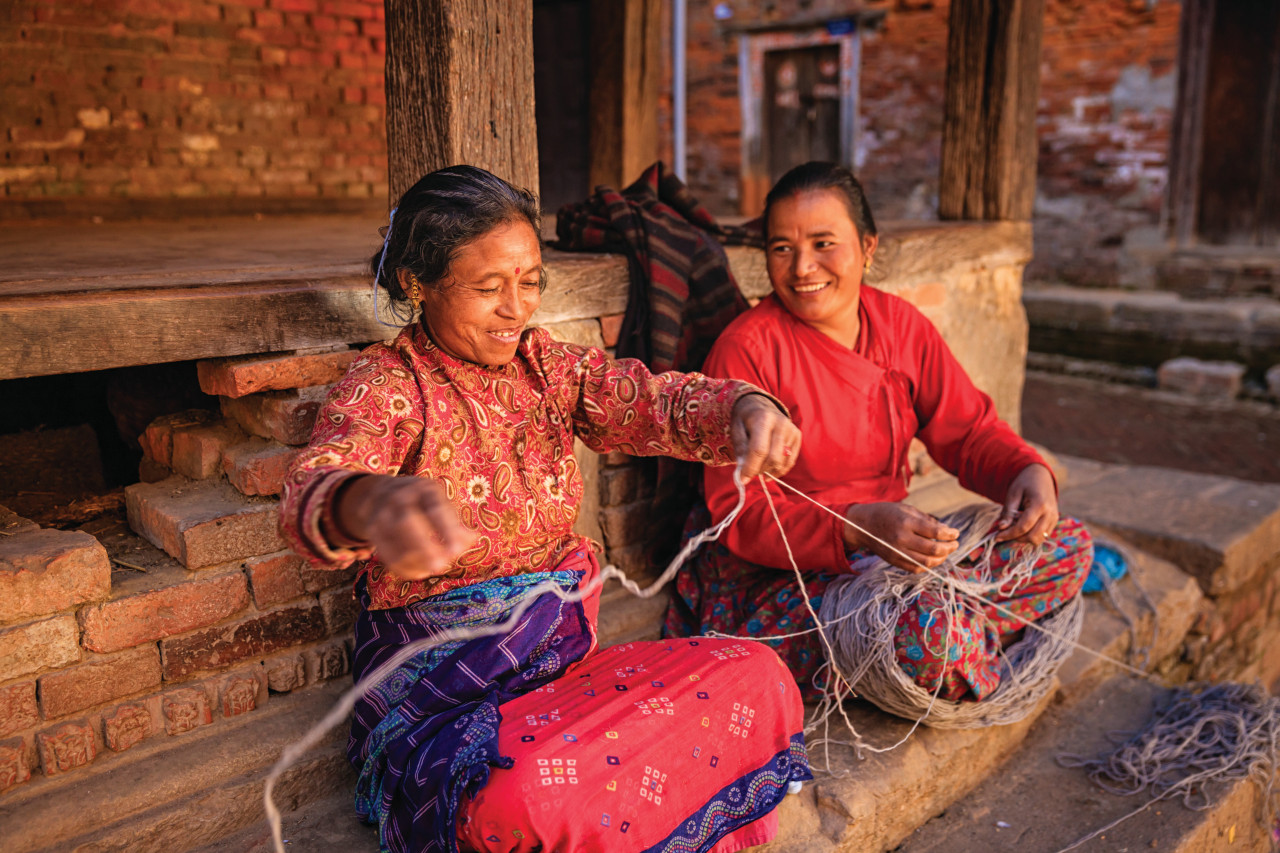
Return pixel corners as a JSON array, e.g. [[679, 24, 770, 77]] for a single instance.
[[280, 321, 758, 610]]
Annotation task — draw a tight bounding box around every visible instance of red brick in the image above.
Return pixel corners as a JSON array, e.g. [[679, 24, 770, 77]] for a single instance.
[[0, 682, 38, 739], [197, 349, 358, 398], [245, 551, 356, 608], [161, 687, 212, 735], [319, 584, 358, 633], [36, 720, 97, 775], [103, 702, 152, 752], [0, 615, 80, 683], [139, 456, 171, 483], [0, 528, 111, 625], [304, 639, 349, 682], [600, 501, 650, 551], [160, 604, 327, 681], [139, 410, 217, 467], [222, 439, 302, 496], [170, 420, 246, 480], [125, 477, 284, 569], [265, 653, 306, 692], [0, 737, 31, 791], [219, 673, 262, 717], [39, 646, 162, 720], [79, 572, 250, 653], [599, 313, 624, 348], [220, 385, 331, 445]]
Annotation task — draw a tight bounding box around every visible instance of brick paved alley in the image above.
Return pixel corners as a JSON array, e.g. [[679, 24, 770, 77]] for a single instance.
[[1023, 371, 1280, 484]]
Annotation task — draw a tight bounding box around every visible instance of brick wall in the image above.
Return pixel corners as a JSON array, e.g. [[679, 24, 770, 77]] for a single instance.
[[1, 0, 387, 218], [675, 0, 1180, 286], [0, 349, 360, 794]]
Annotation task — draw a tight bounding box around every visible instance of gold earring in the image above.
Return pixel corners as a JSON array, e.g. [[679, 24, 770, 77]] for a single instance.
[[404, 276, 423, 304], [863, 259, 872, 273]]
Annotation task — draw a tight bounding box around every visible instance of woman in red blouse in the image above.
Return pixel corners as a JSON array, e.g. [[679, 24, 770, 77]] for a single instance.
[[666, 161, 1093, 704], [280, 166, 811, 853]]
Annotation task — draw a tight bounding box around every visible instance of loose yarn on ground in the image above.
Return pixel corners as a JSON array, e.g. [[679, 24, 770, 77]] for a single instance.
[[1053, 681, 1280, 852], [818, 503, 1084, 729]]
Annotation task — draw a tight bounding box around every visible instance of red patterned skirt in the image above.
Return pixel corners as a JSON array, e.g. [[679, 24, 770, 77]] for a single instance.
[[459, 637, 809, 852]]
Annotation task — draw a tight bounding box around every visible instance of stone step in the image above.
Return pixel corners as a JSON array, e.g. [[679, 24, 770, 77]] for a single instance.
[[1056, 455, 1280, 597], [2, 679, 353, 853], [1024, 284, 1280, 372], [896, 675, 1272, 853]]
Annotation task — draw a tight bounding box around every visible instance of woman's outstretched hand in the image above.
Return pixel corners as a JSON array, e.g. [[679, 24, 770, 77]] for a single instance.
[[334, 474, 477, 581], [842, 502, 960, 573], [730, 394, 802, 480], [995, 463, 1059, 545]]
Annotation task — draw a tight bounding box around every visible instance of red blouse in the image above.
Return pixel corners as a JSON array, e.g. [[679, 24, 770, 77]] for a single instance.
[[280, 322, 757, 610], [702, 288, 1047, 573]]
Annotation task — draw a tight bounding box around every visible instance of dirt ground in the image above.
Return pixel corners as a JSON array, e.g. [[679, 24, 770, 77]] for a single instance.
[[1022, 371, 1280, 484]]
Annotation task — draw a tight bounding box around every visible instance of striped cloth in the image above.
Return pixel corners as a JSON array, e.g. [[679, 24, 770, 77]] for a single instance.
[[554, 161, 759, 375]]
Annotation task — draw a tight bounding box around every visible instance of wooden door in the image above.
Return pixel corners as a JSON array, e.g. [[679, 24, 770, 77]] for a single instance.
[[764, 45, 842, 185], [1194, 0, 1280, 246], [533, 0, 591, 212]]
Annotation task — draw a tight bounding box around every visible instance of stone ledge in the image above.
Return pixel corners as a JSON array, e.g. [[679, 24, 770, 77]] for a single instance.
[[0, 679, 352, 853], [1025, 284, 1280, 370], [1057, 456, 1280, 596]]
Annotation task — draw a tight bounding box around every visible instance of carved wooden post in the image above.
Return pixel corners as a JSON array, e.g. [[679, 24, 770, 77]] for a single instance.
[[938, 0, 1045, 221], [588, 0, 663, 190], [383, 0, 539, 203]]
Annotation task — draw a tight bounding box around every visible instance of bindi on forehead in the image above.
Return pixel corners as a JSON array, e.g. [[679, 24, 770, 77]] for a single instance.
[[515, 266, 520, 276]]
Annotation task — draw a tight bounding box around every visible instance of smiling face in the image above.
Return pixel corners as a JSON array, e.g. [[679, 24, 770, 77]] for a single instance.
[[765, 189, 878, 348], [412, 220, 544, 366]]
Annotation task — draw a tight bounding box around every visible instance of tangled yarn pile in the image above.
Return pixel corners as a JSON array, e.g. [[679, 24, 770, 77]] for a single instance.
[[817, 503, 1083, 728]]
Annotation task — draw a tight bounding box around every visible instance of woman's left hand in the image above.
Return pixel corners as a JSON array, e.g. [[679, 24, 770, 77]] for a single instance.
[[995, 463, 1059, 545], [730, 394, 802, 480]]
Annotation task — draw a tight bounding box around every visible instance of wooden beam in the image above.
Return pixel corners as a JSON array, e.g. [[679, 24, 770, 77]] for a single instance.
[[588, 0, 663, 190], [383, 0, 538, 203], [938, 0, 1045, 221]]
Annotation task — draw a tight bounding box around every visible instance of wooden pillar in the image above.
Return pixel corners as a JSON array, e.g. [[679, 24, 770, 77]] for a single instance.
[[938, 0, 1045, 221], [588, 0, 663, 190], [383, 0, 538, 204]]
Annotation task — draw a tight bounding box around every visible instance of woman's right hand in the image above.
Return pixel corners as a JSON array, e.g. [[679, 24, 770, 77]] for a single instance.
[[842, 502, 959, 573], [334, 474, 477, 581]]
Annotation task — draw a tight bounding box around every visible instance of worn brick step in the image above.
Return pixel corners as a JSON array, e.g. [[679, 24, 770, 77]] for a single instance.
[[125, 476, 284, 569], [1057, 455, 1280, 596], [597, 580, 670, 648], [896, 675, 1271, 853], [1, 679, 352, 853], [192, 790, 378, 853], [77, 517, 251, 654]]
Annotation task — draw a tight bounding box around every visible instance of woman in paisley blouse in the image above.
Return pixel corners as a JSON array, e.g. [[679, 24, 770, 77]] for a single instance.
[[280, 165, 812, 853]]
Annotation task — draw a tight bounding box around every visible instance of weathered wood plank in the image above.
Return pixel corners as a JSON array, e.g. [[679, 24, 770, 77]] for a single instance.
[[0, 222, 1031, 386], [384, 0, 538, 202], [938, 0, 1045, 221], [0, 278, 388, 380]]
